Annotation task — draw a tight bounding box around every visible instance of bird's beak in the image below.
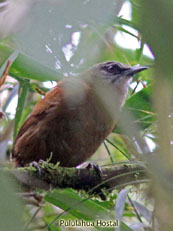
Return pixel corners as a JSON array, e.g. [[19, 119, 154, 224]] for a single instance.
[[124, 65, 149, 76]]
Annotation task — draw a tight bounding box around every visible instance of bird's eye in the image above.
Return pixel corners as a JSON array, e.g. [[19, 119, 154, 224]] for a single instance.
[[101, 64, 122, 75]]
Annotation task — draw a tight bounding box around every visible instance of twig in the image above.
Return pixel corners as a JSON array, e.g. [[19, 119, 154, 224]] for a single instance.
[[0, 60, 11, 119], [0, 60, 11, 89]]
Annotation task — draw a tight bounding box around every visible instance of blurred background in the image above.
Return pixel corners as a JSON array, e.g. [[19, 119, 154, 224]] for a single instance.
[[0, 0, 172, 231]]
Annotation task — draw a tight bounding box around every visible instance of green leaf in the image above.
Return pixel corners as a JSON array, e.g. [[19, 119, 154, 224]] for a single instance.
[[42, 203, 77, 231], [130, 0, 143, 31], [0, 49, 18, 77], [141, 0, 173, 77], [125, 87, 153, 128], [45, 189, 116, 230], [0, 44, 61, 81], [10, 52, 61, 82], [45, 189, 110, 220], [13, 79, 28, 139], [135, 40, 144, 61], [115, 17, 139, 31], [116, 26, 139, 40], [114, 87, 154, 133], [120, 222, 133, 231], [0, 170, 24, 231]]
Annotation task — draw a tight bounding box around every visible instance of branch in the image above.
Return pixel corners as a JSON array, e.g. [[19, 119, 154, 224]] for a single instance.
[[9, 161, 148, 196]]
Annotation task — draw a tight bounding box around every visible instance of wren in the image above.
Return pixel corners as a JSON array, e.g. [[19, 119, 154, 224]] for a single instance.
[[12, 61, 148, 167]]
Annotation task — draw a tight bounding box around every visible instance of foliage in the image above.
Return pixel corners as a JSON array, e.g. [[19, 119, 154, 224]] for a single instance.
[[0, 0, 172, 230]]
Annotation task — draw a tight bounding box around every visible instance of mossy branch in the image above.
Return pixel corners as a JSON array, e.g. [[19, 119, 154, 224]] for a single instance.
[[9, 161, 148, 195]]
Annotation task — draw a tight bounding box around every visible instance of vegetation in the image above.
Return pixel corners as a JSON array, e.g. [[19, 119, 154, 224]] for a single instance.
[[0, 0, 172, 230]]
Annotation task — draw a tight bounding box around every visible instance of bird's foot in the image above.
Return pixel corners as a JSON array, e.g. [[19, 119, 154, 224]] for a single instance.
[[86, 162, 102, 179], [31, 161, 42, 176], [86, 163, 107, 200]]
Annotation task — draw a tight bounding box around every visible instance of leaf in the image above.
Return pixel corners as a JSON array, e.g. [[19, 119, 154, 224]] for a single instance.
[[45, 189, 110, 220], [131, 200, 152, 223], [121, 222, 133, 231], [116, 26, 139, 39], [115, 17, 139, 31], [125, 87, 153, 128], [130, 0, 141, 29], [45, 189, 115, 230], [0, 44, 61, 81], [0, 170, 24, 231], [42, 203, 77, 231], [0, 49, 18, 77], [115, 189, 129, 231], [135, 41, 144, 61], [10, 0, 124, 75], [114, 87, 154, 133], [141, 0, 173, 77], [129, 222, 148, 231], [13, 79, 28, 139], [0, 0, 32, 39]]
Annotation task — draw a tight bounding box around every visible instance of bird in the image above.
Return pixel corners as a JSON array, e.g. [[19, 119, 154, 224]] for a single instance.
[[12, 61, 148, 167]]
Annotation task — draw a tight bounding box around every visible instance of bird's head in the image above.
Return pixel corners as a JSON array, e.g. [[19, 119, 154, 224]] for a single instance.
[[89, 61, 148, 89], [83, 61, 148, 117]]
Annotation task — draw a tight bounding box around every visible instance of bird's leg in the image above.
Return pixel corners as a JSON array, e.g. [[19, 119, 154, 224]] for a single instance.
[[31, 161, 42, 176], [86, 162, 102, 179]]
